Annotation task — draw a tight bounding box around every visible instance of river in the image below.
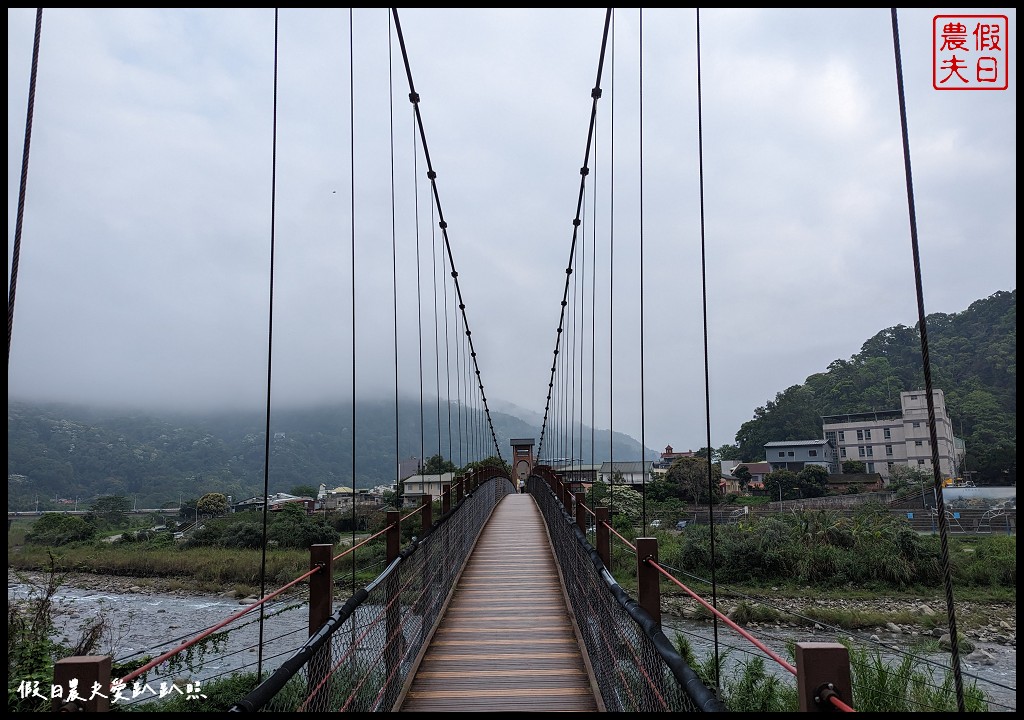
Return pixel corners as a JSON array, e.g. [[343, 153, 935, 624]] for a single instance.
[[8, 575, 1016, 712]]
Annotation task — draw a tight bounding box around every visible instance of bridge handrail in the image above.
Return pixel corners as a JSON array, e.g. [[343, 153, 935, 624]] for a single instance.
[[118, 563, 324, 686], [228, 472, 515, 712], [529, 472, 726, 712], [536, 471, 858, 713]]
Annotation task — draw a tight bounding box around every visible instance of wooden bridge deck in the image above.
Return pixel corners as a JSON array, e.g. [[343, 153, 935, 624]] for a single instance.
[[398, 492, 602, 712]]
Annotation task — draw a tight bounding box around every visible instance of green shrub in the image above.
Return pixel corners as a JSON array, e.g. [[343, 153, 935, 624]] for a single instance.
[[24, 514, 95, 546]]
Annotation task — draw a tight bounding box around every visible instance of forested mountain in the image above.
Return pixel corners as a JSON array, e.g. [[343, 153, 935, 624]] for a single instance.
[[730, 289, 1015, 483], [7, 291, 1015, 509], [6, 398, 647, 512]]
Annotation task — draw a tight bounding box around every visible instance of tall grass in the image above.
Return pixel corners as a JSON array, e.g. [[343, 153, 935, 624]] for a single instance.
[[673, 633, 991, 712]]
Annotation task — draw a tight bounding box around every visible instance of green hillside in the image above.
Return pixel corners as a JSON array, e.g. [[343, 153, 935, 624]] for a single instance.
[[6, 398, 645, 512], [730, 289, 1015, 482], [7, 290, 1015, 509]]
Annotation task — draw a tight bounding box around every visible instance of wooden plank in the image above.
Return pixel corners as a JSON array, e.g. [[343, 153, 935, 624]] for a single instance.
[[397, 493, 601, 712]]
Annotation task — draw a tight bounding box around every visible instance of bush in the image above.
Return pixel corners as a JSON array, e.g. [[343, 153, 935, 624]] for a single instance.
[[8, 563, 113, 712], [24, 514, 95, 546]]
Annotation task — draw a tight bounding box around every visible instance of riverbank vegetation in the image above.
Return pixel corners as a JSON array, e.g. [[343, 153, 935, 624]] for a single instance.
[[674, 634, 990, 712], [8, 499, 1015, 618], [8, 497, 1014, 713]]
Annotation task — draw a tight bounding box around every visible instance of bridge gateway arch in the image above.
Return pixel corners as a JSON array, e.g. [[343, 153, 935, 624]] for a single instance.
[[510, 438, 536, 486]]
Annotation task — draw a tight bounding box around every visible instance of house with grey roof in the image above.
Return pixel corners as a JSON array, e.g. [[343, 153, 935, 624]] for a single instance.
[[598, 461, 654, 488], [764, 439, 838, 474]]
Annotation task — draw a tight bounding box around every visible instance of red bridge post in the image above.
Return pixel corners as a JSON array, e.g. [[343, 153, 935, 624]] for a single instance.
[[574, 492, 586, 534], [386, 510, 400, 563], [596, 506, 610, 568], [52, 656, 111, 712], [636, 537, 660, 626], [796, 642, 851, 712], [420, 494, 432, 535], [308, 543, 333, 703]]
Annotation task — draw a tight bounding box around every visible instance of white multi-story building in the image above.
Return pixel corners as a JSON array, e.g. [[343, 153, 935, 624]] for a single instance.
[[401, 472, 455, 506], [821, 389, 963, 482]]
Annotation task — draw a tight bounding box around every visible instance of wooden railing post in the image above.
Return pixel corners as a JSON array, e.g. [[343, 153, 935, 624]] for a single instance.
[[442, 486, 451, 515], [636, 537, 660, 626], [308, 543, 333, 703], [596, 507, 610, 569], [384, 510, 401, 686], [796, 643, 851, 712], [562, 483, 573, 514], [52, 655, 111, 712], [574, 492, 586, 534], [456, 477, 464, 504], [309, 543, 333, 634], [386, 510, 400, 563], [420, 494, 432, 535]]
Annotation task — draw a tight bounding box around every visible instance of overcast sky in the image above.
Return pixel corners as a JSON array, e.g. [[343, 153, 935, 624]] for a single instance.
[[7, 8, 1016, 457]]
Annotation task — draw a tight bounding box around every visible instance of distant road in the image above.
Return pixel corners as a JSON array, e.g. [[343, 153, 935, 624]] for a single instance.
[[8, 509, 178, 517]]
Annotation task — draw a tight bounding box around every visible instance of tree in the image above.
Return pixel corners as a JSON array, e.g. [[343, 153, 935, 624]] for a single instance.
[[842, 460, 867, 474], [290, 484, 318, 498], [462, 455, 510, 475], [179, 497, 199, 521], [588, 480, 645, 528], [423, 454, 457, 475], [89, 495, 131, 526], [734, 385, 823, 462], [733, 464, 753, 486], [197, 492, 229, 517], [25, 513, 96, 545], [765, 469, 799, 501], [797, 464, 830, 497], [267, 502, 338, 549], [888, 464, 937, 505], [666, 457, 721, 505], [717, 444, 743, 462]]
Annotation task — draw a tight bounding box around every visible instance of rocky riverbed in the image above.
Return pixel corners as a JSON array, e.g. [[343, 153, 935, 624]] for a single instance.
[[663, 590, 1016, 649], [13, 568, 1014, 648], [9, 573, 1015, 647], [10, 569, 1017, 711]]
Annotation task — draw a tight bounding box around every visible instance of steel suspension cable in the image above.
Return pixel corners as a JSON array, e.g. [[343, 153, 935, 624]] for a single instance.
[[889, 7, 965, 711], [443, 247, 453, 463], [694, 7, 723, 691], [430, 199, 442, 459], [577, 177, 587, 476], [458, 305, 466, 467], [608, 9, 616, 543], [638, 9, 648, 525], [8, 7, 42, 366], [590, 116, 598, 507], [257, 7, 281, 681], [388, 16, 402, 508], [569, 184, 580, 471], [390, 7, 504, 464], [412, 95, 426, 475], [538, 8, 612, 462], [347, 7, 358, 610]]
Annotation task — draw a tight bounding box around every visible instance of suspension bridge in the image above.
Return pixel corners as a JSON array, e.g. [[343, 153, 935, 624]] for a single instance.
[[8, 7, 1012, 714]]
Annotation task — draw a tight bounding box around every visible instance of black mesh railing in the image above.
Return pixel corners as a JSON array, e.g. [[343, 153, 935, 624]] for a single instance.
[[528, 474, 726, 712], [229, 475, 515, 712]]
